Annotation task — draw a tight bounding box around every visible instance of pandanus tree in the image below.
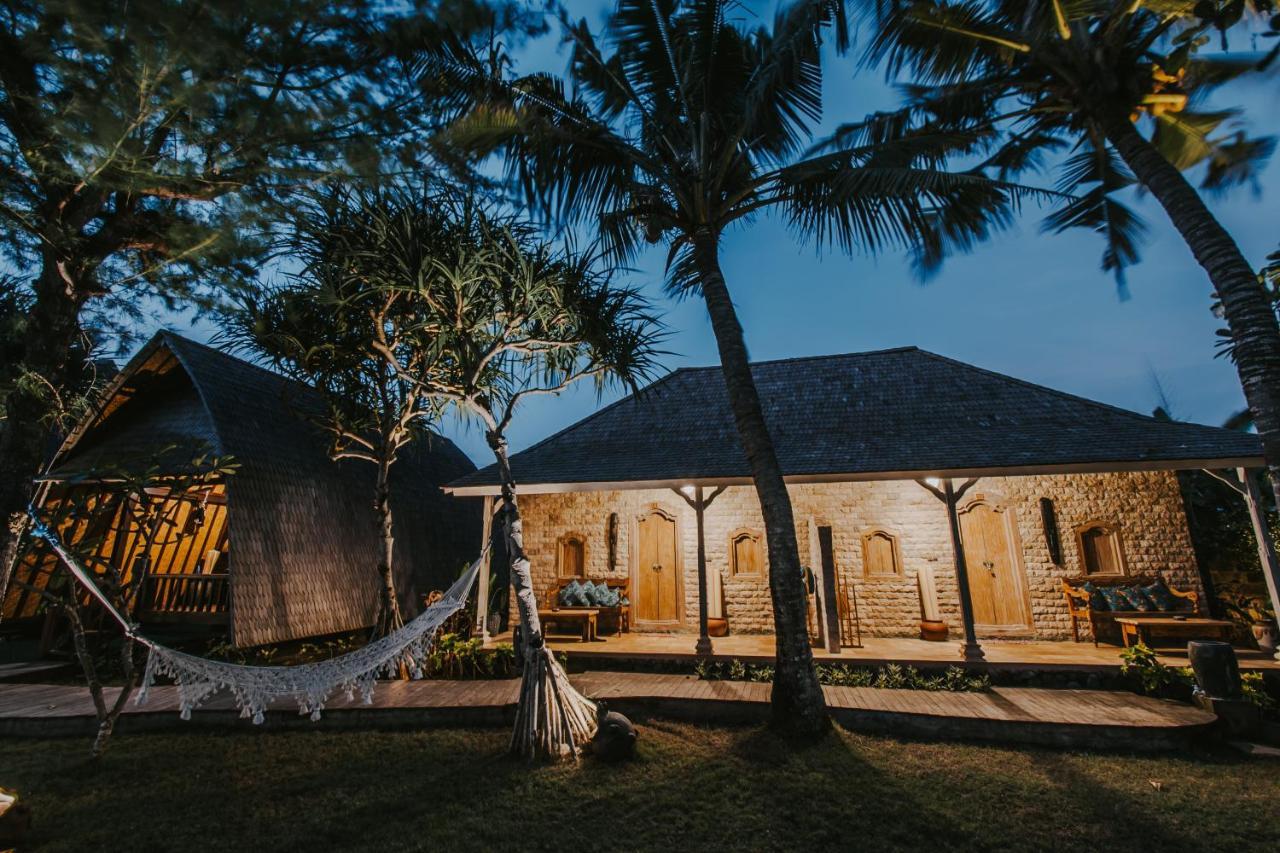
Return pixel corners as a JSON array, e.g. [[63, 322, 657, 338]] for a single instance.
[[857, 0, 1280, 508], [432, 0, 1030, 737], [363, 189, 661, 760], [221, 187, 444, 638]]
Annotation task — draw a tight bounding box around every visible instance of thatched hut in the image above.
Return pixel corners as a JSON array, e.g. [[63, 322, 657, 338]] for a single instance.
[[1, 331, 480, 647]]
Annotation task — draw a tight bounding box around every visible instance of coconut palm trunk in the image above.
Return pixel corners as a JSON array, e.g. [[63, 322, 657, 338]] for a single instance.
[[692, 234, 829, 738], [486, 430, 597, 760], [1097, 110, 1280, 510]]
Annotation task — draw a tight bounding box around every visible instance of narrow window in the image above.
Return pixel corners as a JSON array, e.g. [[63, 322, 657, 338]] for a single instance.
[[557, 534, 586, 578], [861, 529, 902, 577], [729, 529, 763, 577], [1077, 524, 1124, 575]]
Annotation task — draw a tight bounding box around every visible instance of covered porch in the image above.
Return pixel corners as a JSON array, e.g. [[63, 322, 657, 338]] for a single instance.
[[448, 348, 1280, 667]]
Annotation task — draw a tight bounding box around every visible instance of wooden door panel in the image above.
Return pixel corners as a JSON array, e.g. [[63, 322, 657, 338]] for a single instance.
[[636, 510, 679, 624], [960, 502, 1030, 630]]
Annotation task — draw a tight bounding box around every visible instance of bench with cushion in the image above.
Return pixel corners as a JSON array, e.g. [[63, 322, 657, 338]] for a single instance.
[[1062, 573, 1199, 646], [545, 577, 631, 636]]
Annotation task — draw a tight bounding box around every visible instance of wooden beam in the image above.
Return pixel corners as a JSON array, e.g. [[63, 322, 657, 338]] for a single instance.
[[1239, 468, 1280, 661], [817, 526, 841, 654], [475, 496, 495, 641]]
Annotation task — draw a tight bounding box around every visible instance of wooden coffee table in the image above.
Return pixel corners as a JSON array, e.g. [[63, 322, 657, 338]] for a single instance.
[[1115, 616, 1234, 648], [538, 608, 599, 642]]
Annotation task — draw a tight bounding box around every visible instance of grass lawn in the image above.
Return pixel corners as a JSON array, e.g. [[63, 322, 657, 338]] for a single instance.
[[1, 721, 1276, 852]]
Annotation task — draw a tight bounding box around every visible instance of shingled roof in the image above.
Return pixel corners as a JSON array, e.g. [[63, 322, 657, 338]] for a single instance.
[[45, 331, 481, 647], [448, 347, 1262, 494]]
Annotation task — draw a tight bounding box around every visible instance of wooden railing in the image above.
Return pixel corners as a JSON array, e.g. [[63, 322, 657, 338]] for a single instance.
[[138, 572, 230, 624]]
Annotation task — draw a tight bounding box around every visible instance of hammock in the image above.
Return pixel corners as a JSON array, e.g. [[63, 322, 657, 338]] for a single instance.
[[27, 508, 483, 724]]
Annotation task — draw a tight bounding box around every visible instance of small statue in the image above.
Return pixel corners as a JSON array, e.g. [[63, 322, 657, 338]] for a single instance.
[[590, 701, 637, 763]]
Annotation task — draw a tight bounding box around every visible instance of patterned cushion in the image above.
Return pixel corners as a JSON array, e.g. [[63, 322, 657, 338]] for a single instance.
[[1117, 585, 1155, 612], [559, 580, 588, 607], [581, 580, 598, 604], [597, 585, 620, 607], [1080, 581, 1109, 611], [1097, 585, 1130, 612], [1142, 579, 1180, 612]]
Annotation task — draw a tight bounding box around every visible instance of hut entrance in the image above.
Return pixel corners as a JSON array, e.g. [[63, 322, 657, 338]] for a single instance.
[[634, 507, 681, 628], [2, 483, 232, 633]]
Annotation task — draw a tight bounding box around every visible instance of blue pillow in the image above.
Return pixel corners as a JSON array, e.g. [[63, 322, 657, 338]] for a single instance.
[[1118, 585, 1154, 612], [1080, 581, 1109, 611], [1142, 579, 1179, 611], [1098, 586, 1129, 612], [581, 580, 597, 605], [599, 585, 619, 607], [559, 579, 588, 607]]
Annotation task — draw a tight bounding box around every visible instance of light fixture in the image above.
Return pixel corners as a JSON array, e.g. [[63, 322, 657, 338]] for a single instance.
[[925, 477, 942, 488], [680, 484, 696, 497]]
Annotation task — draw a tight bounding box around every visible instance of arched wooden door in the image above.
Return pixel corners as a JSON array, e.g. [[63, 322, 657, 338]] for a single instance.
[[634, 508, 681, 627], [958, 499, 1032, 633]]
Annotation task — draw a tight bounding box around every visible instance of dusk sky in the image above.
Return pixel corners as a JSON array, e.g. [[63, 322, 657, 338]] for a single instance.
[[176, 3, 1279, 467]]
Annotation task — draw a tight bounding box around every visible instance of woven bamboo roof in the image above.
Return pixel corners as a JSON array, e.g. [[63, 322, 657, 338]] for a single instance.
[[448, 347, 1263, 494], [46, 331, 481, 647]]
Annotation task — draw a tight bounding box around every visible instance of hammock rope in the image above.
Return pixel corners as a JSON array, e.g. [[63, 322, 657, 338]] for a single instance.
[[27, 507, 484, 724]]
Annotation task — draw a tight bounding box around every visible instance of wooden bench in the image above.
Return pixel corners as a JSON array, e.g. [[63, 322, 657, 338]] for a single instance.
[[544, 577, 631, 636], [1062, 573, 1199, 646], [538, 608, 599, 642]]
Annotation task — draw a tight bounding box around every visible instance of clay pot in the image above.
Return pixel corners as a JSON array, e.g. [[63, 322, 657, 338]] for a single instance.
[[920, 619, 949, 642], [707, 617, 729, 638]]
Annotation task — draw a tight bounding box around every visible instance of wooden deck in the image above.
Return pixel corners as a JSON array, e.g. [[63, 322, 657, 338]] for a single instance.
[[0, 671, 1215, 751], [510, 631, 1280, 671]]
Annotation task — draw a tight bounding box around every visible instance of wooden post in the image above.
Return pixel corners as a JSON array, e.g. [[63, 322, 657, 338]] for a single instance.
[[694, 485, 712, 656], [943, 479, 985, 662], [475, 495, 494, 642], [1240, 468, 1280, 661], [817, 526, 841, 653]]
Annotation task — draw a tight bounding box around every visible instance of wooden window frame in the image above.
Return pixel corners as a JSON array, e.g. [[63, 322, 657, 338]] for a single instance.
[[1074, 521, 1128, 577], [860, 528, 903, 578], [728, 527, 764, 577], [556, 532, 588, 579]]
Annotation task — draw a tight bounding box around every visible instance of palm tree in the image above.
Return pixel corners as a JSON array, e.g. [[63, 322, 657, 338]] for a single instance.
[[220, 186, 445, 639], [432, 0, 1029, 738], [365, 189, 662, 760], [859, 0, 1280, 509]]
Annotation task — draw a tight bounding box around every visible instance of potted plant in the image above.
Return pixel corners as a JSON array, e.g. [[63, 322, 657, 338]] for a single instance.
[[1222, 594, 1278, 655]]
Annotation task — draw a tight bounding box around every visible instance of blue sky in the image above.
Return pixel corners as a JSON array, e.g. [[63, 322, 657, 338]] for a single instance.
[[173, 3, 1279, 467]]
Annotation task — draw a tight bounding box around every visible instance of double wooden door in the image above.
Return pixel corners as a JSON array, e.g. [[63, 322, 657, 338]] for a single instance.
[[635, 508, 681, 626], [958, 500, 1032, 632]]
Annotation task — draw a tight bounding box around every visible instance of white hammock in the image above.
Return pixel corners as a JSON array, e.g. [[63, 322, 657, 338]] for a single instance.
[[29, 509, 483, 725]]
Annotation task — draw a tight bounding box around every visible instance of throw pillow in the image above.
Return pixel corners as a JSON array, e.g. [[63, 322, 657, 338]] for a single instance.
[[1117, 585, 1154, 612], [1142, 579, 1180, 611], [581, 580, 597, 605], [558, 580, 580, 607], [1098, 585, 1130, 612], [1080, 581, 1109, 611], [596, 585, 618, 607]]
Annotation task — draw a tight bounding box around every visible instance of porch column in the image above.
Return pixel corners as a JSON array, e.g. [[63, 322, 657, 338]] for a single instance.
[[675, 485, 726, 656], [474, 495, 495, 642], [1240, 468, 1280, 661], [918, 477, 985, 662]]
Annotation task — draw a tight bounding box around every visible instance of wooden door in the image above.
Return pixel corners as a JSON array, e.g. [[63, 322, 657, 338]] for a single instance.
[[958, 500, 1032, 632], [635, 508, 680, 625]]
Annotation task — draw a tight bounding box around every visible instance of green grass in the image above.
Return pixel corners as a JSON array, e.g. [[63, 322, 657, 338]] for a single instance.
[[1, 722, 1275, 851]]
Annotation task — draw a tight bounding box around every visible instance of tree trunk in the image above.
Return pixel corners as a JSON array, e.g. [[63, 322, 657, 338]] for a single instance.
[[0, 257, 86, 599], [690, 233, 829, 740], [487, 429, 596, 761], [1099, 110, 1280, 512], [62, 587, 137, 759], [371, 457, 404, 639]]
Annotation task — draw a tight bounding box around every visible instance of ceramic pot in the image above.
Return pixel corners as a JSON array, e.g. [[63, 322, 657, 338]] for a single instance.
[[1188, 640, 1242, 700], [1252, 622, 1278, 655], [707, 617, 729, 638], [920, 619, 948, 642]]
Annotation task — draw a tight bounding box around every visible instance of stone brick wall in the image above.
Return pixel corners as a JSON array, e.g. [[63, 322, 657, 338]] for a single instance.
[[515, 470, 1201, 640]]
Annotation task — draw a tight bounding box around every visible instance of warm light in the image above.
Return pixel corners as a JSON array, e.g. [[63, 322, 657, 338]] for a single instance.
[[680, 485, 696, 497], [925, 477, 941, 488]]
